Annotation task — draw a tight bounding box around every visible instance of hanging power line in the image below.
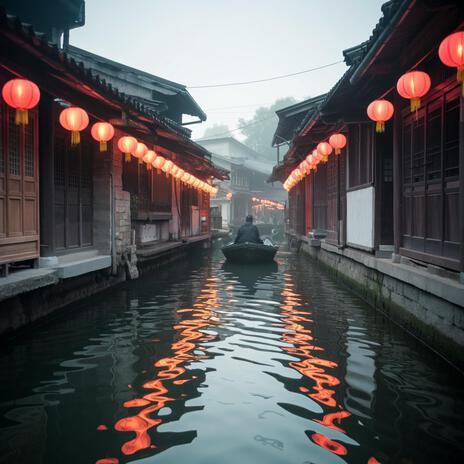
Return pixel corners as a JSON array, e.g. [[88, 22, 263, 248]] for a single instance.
[[198, 114, 277, 140], [188, 60, 343, 89]]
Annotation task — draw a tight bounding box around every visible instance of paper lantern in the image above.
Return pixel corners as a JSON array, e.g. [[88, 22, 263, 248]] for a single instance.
[[152, 155, 166, 172], [182, 172, 191, 183], [367, 99, 394, 133], [162, 159, 174, 176], [143, 149, 156, 170], [59, 107, 89, 146], [175, 168, 185, 180], [170, 164, 179, 177], [118, 136, 137, 162], [439, 31, 464, 94], [2, 79, 40, 125], [91, 122, 114, 152], [329, 133, 347, 155], [317, 142, 332, 163], [134, 142, 148, 164], [300, 160, 311, 175], [396, 71, 431, 112]]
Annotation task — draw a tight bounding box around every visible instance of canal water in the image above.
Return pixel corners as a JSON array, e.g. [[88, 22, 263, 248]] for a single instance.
[[0, 247, 463, 464]]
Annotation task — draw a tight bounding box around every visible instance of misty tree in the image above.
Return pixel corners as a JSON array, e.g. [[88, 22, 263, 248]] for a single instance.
[[201, 124, 230, 139], [238, 97, 297, 161]]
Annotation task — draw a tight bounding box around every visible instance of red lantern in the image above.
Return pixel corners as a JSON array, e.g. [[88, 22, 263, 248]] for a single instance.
[[317, 142, 332, 163], [2, 79, 40, 125], [91, 122, 114, 152], [302, 160, 312, 175], [329, 133, 347, 155], [134, 142, 148, 164], [396, 71, 431, 112], [182, 172, 191, 183], [118, 136, 137, 162], [175, 168, 184, 180], [367, 100, 394, 133], [143, 149, 156, 170], [171, 164, 179, 177], [59, 107, 89, 146], [439, 31, 464, 94], [152, 155, 165, 172], [162, 159, 174, 177]]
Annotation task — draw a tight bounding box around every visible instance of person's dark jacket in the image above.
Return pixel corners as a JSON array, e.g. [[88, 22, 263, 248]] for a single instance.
[[234, 223, 263, 244]]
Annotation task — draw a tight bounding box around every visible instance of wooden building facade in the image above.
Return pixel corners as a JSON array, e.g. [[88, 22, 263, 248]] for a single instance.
[[272, 0, 464, 275], [0, 8, 226, 277]]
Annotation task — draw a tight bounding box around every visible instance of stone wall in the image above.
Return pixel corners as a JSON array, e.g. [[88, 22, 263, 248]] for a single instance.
[[299, 239, 464, 371], [111, 133, 135, 274]]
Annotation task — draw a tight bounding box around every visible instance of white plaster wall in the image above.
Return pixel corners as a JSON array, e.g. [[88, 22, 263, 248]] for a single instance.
[[139, 224, 160, 243], [221, 202, 230, 227], [347, 186, 374, 249]]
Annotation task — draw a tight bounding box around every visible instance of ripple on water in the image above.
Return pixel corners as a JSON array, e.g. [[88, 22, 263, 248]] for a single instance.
[[0, 251, 463, 464]]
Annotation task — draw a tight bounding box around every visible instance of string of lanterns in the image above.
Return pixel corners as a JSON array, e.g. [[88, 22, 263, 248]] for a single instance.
[[367, 30, 463, 130], [283, 132, 346, 192], [0, 79, 218, 196], [252, 197, 285, 210], [284, 29, 464, 191]]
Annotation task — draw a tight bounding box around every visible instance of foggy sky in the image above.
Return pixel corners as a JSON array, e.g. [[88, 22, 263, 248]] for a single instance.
[[71, 0, 385, 140]]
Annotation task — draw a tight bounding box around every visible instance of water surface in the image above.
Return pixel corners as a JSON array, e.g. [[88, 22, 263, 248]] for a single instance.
[[0, 249, 463, 464]]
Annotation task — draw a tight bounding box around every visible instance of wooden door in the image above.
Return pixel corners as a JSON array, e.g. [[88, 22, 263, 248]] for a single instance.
[[313, 163, 327, 232], [53, 127, 93, 251], [0, 104, 39, 265], [400, 82, 460, 270]]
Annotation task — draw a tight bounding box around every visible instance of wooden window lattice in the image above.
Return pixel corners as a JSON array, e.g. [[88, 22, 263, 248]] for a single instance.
[[8, 111, 20, 176]]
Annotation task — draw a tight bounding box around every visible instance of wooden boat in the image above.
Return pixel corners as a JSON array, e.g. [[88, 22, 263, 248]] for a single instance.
[[221, 241, 278, 264]]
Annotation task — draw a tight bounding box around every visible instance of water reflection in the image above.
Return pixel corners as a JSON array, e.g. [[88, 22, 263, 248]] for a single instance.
[[98, 277, 221, 462], [0, 251, 463, 464], [222, 261, 278, 295], [278, 271, 357, 459]]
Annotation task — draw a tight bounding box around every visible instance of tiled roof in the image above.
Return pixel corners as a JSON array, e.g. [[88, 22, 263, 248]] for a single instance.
[[0, 7, 191, 138], [272, 0, 411, 176], [0, 7, 229, 180]]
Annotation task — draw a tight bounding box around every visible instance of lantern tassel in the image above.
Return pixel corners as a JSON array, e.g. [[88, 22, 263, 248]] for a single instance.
[[71, 131, 80, 146], [410, 97, 420, 113], [138, 159, 143, 165], [147, 164, 152, 171], [125, 152, 131, 163], [375, 121, 385, 133], [99, 141, 107, 152], [458, 67, 464, 96], [335, 148, 341, 155], [15, 109, 28, 126]]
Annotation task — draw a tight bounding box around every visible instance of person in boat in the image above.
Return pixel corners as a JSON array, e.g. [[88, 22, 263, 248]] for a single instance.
[[234, 215, 263, 244]]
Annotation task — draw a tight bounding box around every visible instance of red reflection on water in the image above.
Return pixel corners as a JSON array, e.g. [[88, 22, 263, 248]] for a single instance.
[[368, 458, 381, 464], [312, 433, 348, 455], [314, 410, 351, 433], [97, 424, 108, 431], [96, 459, 118, 464], [280, 273, 352, 458], [98, 279, 220, 461]]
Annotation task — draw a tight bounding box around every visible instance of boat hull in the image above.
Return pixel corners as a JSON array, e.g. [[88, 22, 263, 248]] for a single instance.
[[221, 242, 278, 264]]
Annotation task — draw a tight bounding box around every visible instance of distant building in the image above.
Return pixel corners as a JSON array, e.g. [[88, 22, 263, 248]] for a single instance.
[[197, 137, 285, 229]]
